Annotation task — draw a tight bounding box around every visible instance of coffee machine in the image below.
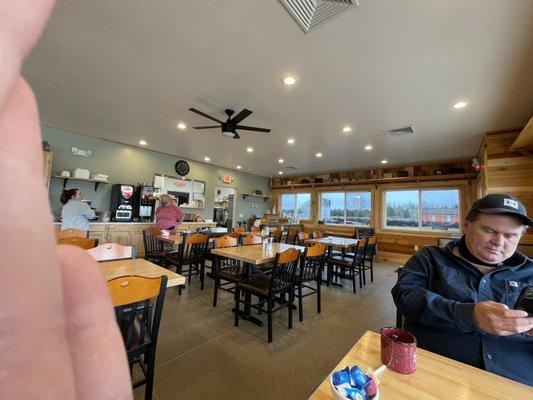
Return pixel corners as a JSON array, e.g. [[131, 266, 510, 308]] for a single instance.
[[110, 184, 134, 222], [133, 185, 155, 222]]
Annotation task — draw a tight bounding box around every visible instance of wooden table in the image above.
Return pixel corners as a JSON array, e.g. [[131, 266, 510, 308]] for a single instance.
[[211, 242, 304, 265], [306, 237, 359, 287], [309, 331, 533, 399], [211, 243, 304, 326], [99, 258, 186, 291]]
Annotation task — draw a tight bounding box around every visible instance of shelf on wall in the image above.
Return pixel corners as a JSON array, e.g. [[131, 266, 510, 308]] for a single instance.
[[52, 175, 109, 191], [270, 173, 478, 189], [241, 193, 271, 202]]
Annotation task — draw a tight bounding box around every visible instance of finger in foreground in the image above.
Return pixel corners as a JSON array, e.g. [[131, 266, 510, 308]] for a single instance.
[[0, 77, 77, 398], [57, 245, 133, 400]]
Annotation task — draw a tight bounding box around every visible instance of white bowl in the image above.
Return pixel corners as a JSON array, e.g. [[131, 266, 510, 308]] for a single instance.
[[329, 374, 380, 400]]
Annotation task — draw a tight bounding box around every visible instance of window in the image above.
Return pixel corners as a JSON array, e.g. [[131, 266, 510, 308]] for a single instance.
[[280, 193, 311, 220], [384, 189, 460, 231], [320, 191, 372, 226]]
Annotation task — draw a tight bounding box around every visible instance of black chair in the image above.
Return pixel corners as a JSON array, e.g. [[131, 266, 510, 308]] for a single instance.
[[270, 229, 282, 243], [285, 228, 298, 245], [234, 248, 301, 342], [167, 233, 209, 289], [108, 275, 167, 400], [361, 236, 377, 284], [294, 244, 326, 322], [327, 237, 367, 293], [143, 227, 175, 267], [211, 236, 244, 307]]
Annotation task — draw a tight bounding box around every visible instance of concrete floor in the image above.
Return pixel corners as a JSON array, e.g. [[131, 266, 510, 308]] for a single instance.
[[133, 261, 399, 400]]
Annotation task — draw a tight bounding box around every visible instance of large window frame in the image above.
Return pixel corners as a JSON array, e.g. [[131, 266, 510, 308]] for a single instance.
[[383, 188, 461, 232], [319, 191, 372, 227], [279, 192, 311, 221]]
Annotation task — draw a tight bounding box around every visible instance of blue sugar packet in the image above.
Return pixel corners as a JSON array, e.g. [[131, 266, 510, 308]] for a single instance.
[[332, 367, 351, 386], [345, 387, 369, 400], [349, 366, 368, 388]]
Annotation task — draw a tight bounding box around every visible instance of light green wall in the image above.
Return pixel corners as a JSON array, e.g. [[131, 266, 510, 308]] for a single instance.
[[43, 127, 270, 224]]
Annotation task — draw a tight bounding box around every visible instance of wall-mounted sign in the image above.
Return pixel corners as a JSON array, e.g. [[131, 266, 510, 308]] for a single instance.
[[220, 175, 233, 184]]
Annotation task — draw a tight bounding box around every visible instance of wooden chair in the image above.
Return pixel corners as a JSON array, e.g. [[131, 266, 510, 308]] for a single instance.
[[285, 228, 298, 245], [234, 248, 301, 342], [142, 227, 174, 267], [108, 275, 167, 400], [167, 234, 209, 289], [211, 236, 243, 307], [58, 237, 99, 249], [361, 236, 377, 284], [233, 226, 245, 233], [56, 229, 88, 239], [270, 229, 282, 243], [87, 242, 135, 262], [294, 244, 326, 322], [242, 234, 262, 246], [297, 231, 310, 246], [327, 237, 367, 293]]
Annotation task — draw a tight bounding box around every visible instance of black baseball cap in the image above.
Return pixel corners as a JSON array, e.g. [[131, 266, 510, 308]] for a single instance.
[[469, 194, 533, 226]]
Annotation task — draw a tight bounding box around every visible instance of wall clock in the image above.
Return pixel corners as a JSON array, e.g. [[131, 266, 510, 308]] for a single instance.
[[175, 160, 190, 176]]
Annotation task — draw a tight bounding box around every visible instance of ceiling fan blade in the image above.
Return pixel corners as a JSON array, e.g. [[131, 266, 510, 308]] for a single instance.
[[188, 108, 223, 124], [231, 109, 253, 124], [233, 131, 240, 139], [193, 125, 220, 129], [235, 125, 271, 133]]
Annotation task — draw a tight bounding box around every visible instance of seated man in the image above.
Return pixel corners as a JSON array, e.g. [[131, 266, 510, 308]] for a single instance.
[[392, 194, 533, 386]]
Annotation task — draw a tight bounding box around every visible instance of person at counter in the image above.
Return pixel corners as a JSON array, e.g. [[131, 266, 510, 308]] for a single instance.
[[60, 188, 96, 231], [155, 194, 185, 233]]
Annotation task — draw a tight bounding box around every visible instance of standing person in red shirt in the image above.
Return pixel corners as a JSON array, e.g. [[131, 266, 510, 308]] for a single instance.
[[155, 194, 185, 233]]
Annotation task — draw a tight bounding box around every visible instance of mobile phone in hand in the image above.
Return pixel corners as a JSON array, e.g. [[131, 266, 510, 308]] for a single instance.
[[515, 286, 533, 316]]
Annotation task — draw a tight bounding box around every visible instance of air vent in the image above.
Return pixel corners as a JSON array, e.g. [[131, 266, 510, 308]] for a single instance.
[[384, 126, 415, 138], [285, 165, 299, 170], [279, 0, 359, 33]]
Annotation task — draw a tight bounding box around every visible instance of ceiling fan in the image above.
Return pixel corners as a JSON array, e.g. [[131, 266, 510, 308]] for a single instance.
[[188, 108, 271, 139]]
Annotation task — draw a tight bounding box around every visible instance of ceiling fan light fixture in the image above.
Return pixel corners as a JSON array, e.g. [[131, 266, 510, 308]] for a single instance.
[[222, 130, 236, 138]]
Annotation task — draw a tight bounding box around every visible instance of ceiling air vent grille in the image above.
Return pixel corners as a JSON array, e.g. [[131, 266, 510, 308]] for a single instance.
[[384, 126, 415, 138], [279, 0, 359, 33]]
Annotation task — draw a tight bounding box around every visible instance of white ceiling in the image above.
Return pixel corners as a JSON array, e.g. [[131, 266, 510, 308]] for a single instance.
[[24, 0, 533, 177]]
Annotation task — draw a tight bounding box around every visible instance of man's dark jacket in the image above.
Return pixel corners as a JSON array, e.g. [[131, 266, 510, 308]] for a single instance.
[[391, 239, 533, 386]]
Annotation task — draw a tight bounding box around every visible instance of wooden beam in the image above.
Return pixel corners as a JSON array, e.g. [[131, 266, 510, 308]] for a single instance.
[[509, 116, 533, 152]]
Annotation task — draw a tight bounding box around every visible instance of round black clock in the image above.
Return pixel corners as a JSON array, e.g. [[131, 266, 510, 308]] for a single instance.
[[175, 160, 190, 176]]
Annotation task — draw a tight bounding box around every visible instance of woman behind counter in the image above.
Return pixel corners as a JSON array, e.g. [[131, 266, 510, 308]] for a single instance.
[[155, 194, 185, 233], [60, 188, 96, 232]]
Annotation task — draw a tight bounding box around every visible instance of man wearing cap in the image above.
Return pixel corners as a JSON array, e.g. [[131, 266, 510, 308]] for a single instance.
[[392, 194, 533, 386]]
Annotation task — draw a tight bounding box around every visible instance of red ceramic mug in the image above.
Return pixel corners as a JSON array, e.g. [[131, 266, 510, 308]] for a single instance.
[[380, 327, 417, 374]]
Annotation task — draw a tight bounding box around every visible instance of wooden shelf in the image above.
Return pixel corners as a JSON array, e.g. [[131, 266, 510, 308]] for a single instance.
[[271, 173, 478, 189], [242, 193, 271, 202], [52, 175, 109, 191]]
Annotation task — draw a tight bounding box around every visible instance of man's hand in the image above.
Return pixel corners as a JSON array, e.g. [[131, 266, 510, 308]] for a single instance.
[[474, 301, 533, 336]]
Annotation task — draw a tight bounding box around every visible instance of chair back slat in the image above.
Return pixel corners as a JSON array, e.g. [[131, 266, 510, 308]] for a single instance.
[[243, 235, 262, 245], [179, 234, 209, 264], [270, 230, 282, 243], [87, 242, 135, 262], [269, 248, 300, 293], [56, 229, 88, 239], [143, 228, 163, 254], [351, 237, 367, 266], [214, 235, 238, 248], [58, 237, 99, 249], [299, 244, 326, 282]]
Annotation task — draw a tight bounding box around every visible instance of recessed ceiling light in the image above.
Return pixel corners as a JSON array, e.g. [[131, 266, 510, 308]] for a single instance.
[[278, 171, 284, 175], [236, 165, 242, 169], [248, 168, 252, 172], [246, 147, 254, 153], [287, 138, 295, 144], [316, 152, 323, 158], [380, 159, 388, 164], [204, 157, 210, 162], [278, 158, 284, 163], [177, 122, 186, 129], [342, 126, 352, 133], [453, 101, 467, 109], [364, 145, 373, 151], [282, 76, 296, 86], [139, 139, 147, 146]]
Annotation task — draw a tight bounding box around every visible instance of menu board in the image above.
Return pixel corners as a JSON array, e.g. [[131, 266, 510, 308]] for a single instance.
[[153, 174, 205, 209]]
